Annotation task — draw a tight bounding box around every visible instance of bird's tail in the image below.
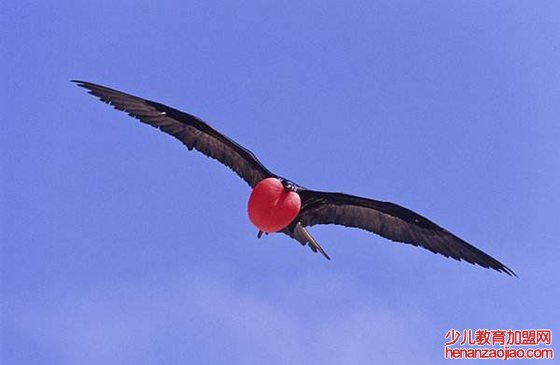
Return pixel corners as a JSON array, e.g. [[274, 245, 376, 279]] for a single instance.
[[291, 223, 330, 260]]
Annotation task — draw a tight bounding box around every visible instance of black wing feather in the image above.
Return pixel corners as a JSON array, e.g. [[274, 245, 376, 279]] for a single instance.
[[299, 190, 516, 276], [73, 80, 275, 187]]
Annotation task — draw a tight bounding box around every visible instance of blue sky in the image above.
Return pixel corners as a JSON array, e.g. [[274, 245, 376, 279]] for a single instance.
[[2, 1, 559, 364]]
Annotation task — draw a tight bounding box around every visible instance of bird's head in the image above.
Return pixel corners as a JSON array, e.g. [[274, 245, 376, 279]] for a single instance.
[[281, 179, 299, 192]]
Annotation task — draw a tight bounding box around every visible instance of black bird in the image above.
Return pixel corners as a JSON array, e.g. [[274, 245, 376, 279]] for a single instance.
[[73, 80, 516, 276]]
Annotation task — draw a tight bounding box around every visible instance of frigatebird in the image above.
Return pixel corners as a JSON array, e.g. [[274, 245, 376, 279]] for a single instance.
[[73, 80, 515, 276]]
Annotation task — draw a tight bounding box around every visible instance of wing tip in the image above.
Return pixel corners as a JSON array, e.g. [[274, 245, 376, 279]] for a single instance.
[[71, 79, 88, 87], [468, 252, 517, 277], [497, 264, 518, 278], [71, 79, 99, 94]]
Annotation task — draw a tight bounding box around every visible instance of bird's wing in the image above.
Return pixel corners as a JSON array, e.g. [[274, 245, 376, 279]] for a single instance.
[[73, 80, 275, 187], [298, 190, 516, 276]]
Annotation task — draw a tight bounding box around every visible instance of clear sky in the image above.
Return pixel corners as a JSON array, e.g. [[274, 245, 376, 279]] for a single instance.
[[2, 1, 559, 364]]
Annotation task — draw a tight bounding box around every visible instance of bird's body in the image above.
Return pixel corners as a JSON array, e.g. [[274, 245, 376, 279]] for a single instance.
[[248, 177, 302, 234], [74, 80, 516, 276]]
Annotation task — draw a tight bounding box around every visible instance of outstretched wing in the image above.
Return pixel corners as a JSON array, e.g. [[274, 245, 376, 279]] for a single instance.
[[73, 80, 275, 187], [298, 190, 516, 276]]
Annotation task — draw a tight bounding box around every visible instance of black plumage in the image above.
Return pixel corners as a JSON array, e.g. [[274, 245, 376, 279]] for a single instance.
[[74, 80, 275, 187], [74, 80, 515, 276]]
